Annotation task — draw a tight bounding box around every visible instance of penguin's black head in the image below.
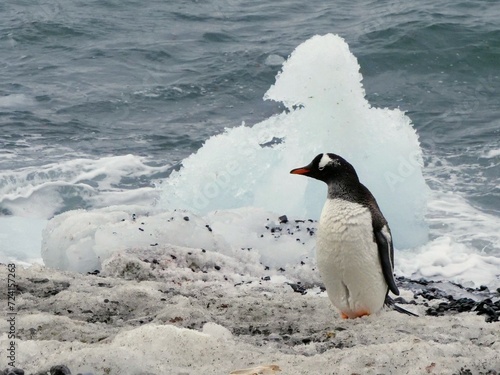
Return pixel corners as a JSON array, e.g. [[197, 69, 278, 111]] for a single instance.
[[290, 153, 358, 184]]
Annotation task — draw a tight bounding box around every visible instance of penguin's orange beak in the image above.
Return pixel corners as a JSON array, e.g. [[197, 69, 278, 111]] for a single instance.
[[290, 167, 311, 175]]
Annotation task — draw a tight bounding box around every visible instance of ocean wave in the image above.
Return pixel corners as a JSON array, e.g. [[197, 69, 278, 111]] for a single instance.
[[0, 155, 170, 218]]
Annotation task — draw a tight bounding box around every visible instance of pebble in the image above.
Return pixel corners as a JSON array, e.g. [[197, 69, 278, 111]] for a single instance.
[[397, 277, 500, 323], [50, 365, 72, 375], [287, 282, 307, 295], [427, 297, 500, 322]]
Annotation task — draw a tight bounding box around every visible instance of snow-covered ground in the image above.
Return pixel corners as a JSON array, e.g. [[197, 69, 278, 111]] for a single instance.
[[1, 244, 499, 375]]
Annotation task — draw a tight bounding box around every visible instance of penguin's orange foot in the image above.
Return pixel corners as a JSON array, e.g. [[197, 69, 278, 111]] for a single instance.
[[340, 310, 370, 319]]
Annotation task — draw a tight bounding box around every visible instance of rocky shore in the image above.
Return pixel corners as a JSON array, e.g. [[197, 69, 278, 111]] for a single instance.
[[1, 248, 499, 375]]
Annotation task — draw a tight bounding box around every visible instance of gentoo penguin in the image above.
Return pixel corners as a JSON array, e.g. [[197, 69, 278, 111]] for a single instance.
[[290, 153, 416, 319]]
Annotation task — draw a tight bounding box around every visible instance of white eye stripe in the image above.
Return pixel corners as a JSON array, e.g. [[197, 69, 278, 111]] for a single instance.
[[318, 154, 332, 169], [318, 153, 341, 170]]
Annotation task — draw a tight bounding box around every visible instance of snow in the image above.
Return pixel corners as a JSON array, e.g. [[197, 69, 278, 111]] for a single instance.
[[41, 205, 320, 275], [1, 257, 499, 375], [41, 202, 500, 288]]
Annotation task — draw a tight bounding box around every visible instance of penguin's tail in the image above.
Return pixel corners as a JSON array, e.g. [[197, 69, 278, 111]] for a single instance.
[[385, 296, 419, 317]]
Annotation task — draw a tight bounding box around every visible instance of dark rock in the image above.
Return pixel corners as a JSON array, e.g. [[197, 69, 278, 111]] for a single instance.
[[287, 283, 307, 295], [183, 216, 190, 221], [424, 293, 500, 323], [50, 365, 71, 375], [278, 215, 288, 223]]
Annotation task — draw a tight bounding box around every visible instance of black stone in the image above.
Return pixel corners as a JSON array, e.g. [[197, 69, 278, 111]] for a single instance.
[[287, 283, 307, 295], [50, 365, 72, 375]]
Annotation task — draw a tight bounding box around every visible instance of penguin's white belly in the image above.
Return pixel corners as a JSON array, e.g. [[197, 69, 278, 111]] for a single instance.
[[317, 198, 387, 318]]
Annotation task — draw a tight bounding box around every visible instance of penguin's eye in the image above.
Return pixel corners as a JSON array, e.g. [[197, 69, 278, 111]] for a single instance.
[[318, 166, 325, 171]]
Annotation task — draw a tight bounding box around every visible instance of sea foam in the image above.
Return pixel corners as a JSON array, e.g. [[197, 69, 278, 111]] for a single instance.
[[159, 33, 428, 249], [0, 154, 167, 218]]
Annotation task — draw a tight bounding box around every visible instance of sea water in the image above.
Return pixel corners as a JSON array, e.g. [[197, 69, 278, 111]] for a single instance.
[[1, 0, 499, 288]]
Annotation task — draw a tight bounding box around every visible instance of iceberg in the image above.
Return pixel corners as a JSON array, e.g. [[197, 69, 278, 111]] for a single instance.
[[160, 34, 429, 248]]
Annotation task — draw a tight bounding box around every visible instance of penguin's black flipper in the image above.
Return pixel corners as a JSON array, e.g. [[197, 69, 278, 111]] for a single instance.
[[385, 296, 419, 317], [374, 229, 400, 296]]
